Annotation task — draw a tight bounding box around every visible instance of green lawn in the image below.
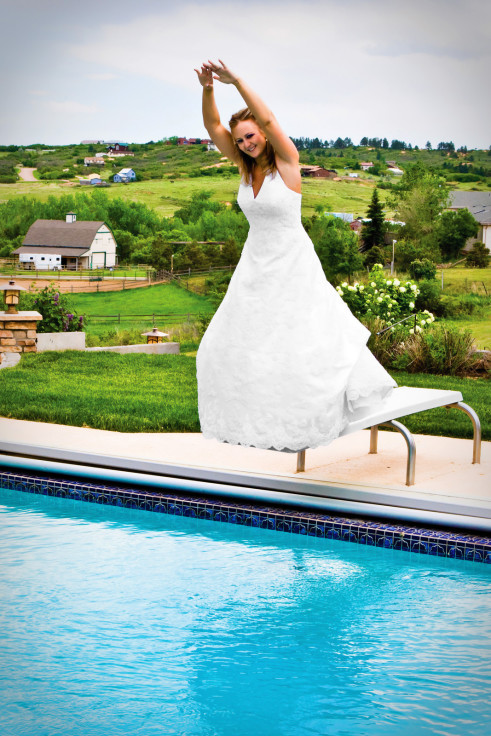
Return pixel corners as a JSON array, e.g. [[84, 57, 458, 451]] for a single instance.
[[0, 352, 488, 440], [71, 281, 213, 316], [70, 281, 213, 338], [440, 267, 491, 294]]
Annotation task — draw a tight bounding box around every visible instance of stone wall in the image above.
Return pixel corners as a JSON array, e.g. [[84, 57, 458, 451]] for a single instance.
[[0, 311, 43, 364]]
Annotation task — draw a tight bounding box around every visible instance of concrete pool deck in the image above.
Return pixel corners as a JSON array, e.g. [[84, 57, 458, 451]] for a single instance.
[[0, 417, 490, 529]]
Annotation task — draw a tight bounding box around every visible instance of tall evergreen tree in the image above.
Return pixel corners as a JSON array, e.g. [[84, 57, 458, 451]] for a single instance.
[[361, 189, 385, 251]]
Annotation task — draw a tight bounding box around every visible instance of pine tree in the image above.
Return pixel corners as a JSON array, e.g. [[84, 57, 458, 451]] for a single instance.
[[362, 189, 385, 251]]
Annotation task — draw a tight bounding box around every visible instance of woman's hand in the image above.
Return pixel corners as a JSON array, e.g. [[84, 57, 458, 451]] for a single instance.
[[206, 59, 238, 85], [194, 64, 214, 88]]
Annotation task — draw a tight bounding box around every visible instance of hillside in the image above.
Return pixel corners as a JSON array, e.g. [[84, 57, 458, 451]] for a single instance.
[[0, 140, 489, 220]]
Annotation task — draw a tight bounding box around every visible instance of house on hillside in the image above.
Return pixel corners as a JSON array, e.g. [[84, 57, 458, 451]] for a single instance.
[[349, 218, 364, 233], [106, 141, 129, 152], [78, 174, 102, 186], [300, 165, 337, 178], [360, 162, 374, 171], [449, 191, 491, 252], [113, 168, 136, 183], [177, 137, 213, 146], [13, 213, 117, 270], [84, 157, 105, 166]]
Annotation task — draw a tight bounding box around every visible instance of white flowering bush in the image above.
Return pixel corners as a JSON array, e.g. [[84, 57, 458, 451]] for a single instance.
[[336, 264, 435, 333]]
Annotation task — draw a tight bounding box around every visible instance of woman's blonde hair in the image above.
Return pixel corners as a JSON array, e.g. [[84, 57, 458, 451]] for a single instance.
[[229, 108, 277, 182]]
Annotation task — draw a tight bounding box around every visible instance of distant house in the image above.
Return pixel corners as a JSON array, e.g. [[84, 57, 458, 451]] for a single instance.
[[106, 141, 129, 152], [78, 174, 103, 186], [449, 191, 491, 252], [177, 137, 213, 146], [327, 212, 354, 223], [360, 162, 374, 171], [113, 168, 136, 183], [12, 213, 117, 270], [300, 165, 337, 178], [349, 218, 364, 233], [84, 157, 105, 166], [387, 165, 403, 175]]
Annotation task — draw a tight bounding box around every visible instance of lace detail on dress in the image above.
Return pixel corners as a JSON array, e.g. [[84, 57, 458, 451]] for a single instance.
[[196, 171, 396, 450]]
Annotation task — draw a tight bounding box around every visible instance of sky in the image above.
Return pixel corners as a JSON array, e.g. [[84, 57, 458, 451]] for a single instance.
[[1, 0, 490, 149]]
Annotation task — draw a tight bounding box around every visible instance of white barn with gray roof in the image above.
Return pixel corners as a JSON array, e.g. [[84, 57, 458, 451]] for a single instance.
[[13, 213, 117, 270]]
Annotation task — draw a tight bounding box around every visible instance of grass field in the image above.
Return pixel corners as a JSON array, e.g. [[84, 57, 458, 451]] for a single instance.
[[0, 174, 387, 218], [70, 281, 214, 337], [0, 352, 488, 439], [440, 266, 491, 293]]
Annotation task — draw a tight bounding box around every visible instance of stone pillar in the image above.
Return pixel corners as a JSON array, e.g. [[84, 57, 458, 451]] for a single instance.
[[0, 311, 43, 365]]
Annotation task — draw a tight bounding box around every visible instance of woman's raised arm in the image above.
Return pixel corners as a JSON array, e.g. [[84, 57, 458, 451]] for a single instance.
[[194, 64, 238, 162], [206, 60, 299, 165]]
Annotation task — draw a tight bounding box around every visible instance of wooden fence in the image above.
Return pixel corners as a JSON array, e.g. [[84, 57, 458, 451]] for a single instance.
[[87, 312, 199, 325]]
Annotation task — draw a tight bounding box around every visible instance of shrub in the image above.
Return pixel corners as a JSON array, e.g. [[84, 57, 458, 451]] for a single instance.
[[439, 293, 489, 318], [466, 242, 490, 268], [363, 316, 409, 369], [402, 325, 480, 376], [409, 258, 437, 281], [393, 239, 441, 271], [415, 279, 444, 315], [20, 283, 85, 333], [363, 246, 387, 269], [336, 264, 434, 334]]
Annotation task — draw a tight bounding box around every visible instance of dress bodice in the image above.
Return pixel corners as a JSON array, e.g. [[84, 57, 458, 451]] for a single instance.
[[237, 171, 303, 235]]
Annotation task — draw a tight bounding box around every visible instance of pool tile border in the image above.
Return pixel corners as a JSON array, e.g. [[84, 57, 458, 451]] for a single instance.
[[2, 469, 491, 565]]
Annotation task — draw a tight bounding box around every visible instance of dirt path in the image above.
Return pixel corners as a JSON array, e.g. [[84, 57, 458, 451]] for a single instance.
[[18, 167, 38, 182], [13, 278, 164, 294]]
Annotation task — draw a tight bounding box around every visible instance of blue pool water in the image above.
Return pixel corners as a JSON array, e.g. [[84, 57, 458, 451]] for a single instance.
[[1, 488, 490, 736]]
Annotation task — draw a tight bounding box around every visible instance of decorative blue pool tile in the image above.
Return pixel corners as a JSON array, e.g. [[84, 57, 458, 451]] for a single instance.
[[1, 468, 491, 566], [276, 519, 291, 533]]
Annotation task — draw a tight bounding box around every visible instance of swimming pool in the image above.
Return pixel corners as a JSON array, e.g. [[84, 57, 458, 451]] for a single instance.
[[1, 485, 491, 736]]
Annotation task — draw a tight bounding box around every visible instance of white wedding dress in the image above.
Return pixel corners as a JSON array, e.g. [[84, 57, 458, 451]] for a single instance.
[[196, 170, 396, 451]]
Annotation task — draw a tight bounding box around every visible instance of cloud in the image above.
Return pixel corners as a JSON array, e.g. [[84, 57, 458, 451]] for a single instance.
[[29, 89, 48, 96], [2, 0, 490, 146], [45, 100, 99, 115], [86, 72, 119, 81]]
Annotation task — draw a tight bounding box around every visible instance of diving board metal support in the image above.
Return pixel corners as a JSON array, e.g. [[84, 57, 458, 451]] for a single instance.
[[369, 420, 416, 486], [446, 401, 481, 464], [295, 398, 481, 487]]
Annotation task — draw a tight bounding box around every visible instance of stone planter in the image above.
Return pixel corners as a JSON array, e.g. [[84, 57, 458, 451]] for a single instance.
[[36, 332, 86, 352]]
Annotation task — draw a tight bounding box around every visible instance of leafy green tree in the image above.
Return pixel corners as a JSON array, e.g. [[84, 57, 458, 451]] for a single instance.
[[435, 209, 479, 260], [181, 240, 209, 270], [149, 235, 173, 270], [219, 237, 241, 266], [392, 239, 440, 271], [466, 242, 490, 268], [362, 189, 385, 250], [390, 163, 449, 250], [310, 216, 363, 284], [409, 258, 437, 280], [174, 190, 223, 224], [363, 245, 387, 269]]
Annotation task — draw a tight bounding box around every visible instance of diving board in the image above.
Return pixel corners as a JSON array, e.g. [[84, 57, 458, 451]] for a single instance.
[[296, 387, 482, 486]]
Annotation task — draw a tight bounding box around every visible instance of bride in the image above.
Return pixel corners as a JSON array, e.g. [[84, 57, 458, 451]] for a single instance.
[[194, 59, 396, 452]]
